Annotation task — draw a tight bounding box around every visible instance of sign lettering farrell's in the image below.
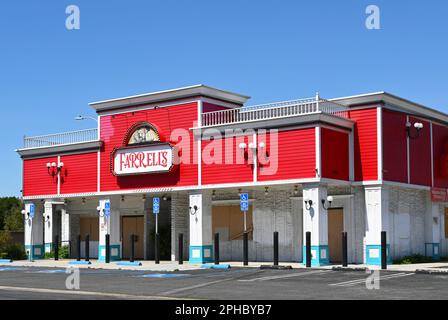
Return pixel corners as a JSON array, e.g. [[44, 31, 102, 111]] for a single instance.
[[112, 143, 174, 176]]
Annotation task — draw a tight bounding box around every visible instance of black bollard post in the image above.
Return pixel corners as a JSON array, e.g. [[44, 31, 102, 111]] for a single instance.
[[273, 232, 279, 266], [306, 232, 311, 268], [105, 234, 110, 264], [85, 234, 90, 262], [178, 233, 183, 265], [214, 233, 220, 265], [130, 234, 135, 263], [155, 233, 160, 264], [342, 232, 348, 267], [381, 231, 387, 270], [77, 234, 81, 261], [243, 231, 249, 266], [54, 235, 59, 261]]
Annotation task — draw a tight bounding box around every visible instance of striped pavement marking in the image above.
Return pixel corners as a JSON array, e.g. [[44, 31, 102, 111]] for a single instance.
[[238, 270, 333, 282], [329, 272, 415, 287]]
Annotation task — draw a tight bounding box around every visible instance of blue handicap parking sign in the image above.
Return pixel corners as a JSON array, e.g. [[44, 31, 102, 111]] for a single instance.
[[104, 201, 111, 217], [240, 193, 249, 212], [29, 204, 35, 219], [153, 197, 160, 215]]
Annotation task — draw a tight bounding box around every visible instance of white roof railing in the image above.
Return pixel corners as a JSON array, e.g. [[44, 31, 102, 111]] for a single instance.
[[23, 128, 98, 149], [200, 94, 349, 128]]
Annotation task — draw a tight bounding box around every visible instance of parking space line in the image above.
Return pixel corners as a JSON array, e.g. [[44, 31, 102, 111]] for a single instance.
[[329, 272, 415, 287], [238, 270, 332, 282], [0, 285, 188, 300]]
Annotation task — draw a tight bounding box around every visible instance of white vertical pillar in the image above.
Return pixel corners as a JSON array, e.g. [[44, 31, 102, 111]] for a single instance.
[[98, 198, 121, 261], [425, 201, 441, 260], [302, 184, 329, 266], [43, 201, 54, 253], [364, 186, 391, 265], [24, 202, 44, 260], [189, 190, 213, 264], [61, 207, 70, 245]]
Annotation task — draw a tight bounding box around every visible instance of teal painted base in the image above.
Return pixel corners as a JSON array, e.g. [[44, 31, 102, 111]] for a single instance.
[[25, 244, 44, 260], [98, 244, 121, 262], [189, 245, 213, 264], [366, 244, 392, 265], [425, 243, 440, 261], [302, 245, 330, 266]]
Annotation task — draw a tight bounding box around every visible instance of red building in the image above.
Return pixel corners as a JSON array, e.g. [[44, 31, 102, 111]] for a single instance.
[[17, 85, 448, 265]]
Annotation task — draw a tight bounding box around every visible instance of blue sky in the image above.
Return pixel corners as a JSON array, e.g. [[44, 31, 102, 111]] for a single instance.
[[0, 1, 447, 196]]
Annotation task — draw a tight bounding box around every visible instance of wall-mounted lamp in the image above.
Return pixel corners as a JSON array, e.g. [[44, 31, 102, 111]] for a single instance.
[[189, 205, 199, 223], [57, 162, 64, 174], [21, 209, 31, 221], [162, 195, 168, 201], [321, 196, 334, 210], [44, 214, 51, 223], [81, 197, 86, 205], [46, 162, 57, 175], [293, 185, 299, 196], [142, 194, 146, 202], [121, 195, 125, 202], [97, 206, 105, 217], [304, 198, 313, 210], [238, 188, 242, 196], [264, 187, 269, 196], [406, 121, 424, 139]]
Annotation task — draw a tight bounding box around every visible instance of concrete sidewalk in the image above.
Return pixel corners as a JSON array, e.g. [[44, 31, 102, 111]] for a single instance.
[[1, 259, 448, 273]]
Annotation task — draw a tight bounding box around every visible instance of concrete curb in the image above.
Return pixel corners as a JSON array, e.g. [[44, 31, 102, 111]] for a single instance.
[[260, 265, 293, 270], [332, 266, 368, 272]]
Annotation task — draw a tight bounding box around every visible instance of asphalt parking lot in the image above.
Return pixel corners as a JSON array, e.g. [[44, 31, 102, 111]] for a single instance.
[[0, 266, 447, 300]]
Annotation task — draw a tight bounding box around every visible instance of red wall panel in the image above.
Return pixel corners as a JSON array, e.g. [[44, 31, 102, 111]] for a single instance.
[[432, 123, 448, 188], [349, 108, 378, 181], [409, 116, 431, 186], [201, 135, 254, 185], [60, 153, 98, 194], [321, 128, 349, 181], [258, 128, 316, 181], [382, 109, 408, 183], [23, 157, 58, 196], [99, 102, 198, 191], [202, 102, 230, 113]]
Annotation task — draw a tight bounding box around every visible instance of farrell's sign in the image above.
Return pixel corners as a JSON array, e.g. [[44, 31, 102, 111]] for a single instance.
[[112, 143, 173, 176]]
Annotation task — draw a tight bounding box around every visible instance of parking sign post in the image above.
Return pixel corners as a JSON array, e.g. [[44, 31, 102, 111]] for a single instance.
[[240, 193, 249, 266], [153, 197, 160, 264]]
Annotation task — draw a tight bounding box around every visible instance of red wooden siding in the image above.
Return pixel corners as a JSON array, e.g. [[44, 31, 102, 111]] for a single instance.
[[23, 157, 58, 196], [382, 109, 408, 183], [202, 102, 230, 113], [99, 102, 198, 191], [201, 135, 254, 185], [258, 128, 316, 181], [432, 123, 448, 188], [321, 128, 349, 181], [409, 116, 431, 186], [60, 153, 98, 194], [349, 108, 378, 181]]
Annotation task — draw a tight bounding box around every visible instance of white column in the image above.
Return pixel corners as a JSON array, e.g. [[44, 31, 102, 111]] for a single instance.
[[189, 190, 213, 263], [364, 186, 391, 265], [24, 202, 44, 260], [98, 197, 121, 261], [425, 201, 441, 260], [43, 201, 54, 253], [61, 207, 70, 245], [302, 184, 329, 266]]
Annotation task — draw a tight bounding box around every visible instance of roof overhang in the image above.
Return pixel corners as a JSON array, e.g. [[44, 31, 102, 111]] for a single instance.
[[332, 92, 448, 124], [89, 84, 251, 113], [16, 140, 103, 159]]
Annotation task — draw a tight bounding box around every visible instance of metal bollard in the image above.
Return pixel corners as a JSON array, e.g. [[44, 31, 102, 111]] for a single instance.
[[155, 233, 160, 264], [342, 232, 348, 267], [306, 232, 311, 268], [243, 231, 249, 266], [85, 234, 90, 262], [130, 234, 135, 263], [273, 232, 279, 266], [54, 235, 59, 261], [381, 231, 387, 270], [214, 233, 220, 265], [178, 233, 183, 265], [77, 234, 81, 262], [105, 234, 110, 263]]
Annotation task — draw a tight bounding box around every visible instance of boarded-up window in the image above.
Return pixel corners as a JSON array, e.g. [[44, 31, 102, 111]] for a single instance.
[[212, 205, 253, 241], [80, 217, 99, 241]]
